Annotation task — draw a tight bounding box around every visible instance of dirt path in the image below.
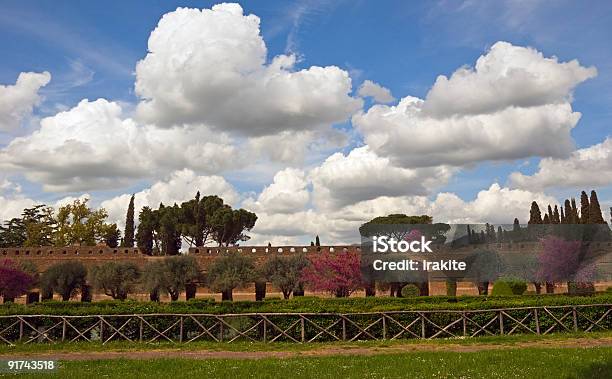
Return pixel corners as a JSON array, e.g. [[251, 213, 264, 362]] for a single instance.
[[2, 337, 612, 361]]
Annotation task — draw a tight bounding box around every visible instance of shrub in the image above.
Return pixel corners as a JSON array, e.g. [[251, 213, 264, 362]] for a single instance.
[[263, 254, 310, 299], [207, 252, 254, 301], [40, 261, 87, 301], [491, 281, 514, 296], [495, 277, 528, 295], [0, 259, 35, 302], [400, 284, 420, 297], [89, 262, 140, 300], [142, 256, 200, 301], [302, 251, 361, 298]]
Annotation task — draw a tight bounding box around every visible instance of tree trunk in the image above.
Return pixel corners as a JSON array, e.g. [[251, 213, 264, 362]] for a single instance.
[[545, 282, 555, 294], [170, 291, 179, 301], [293, 284, 305, 297], [477, 281, 489, 295], [255, 281, 266, 301], [150, 291, 160, 302], [365, 281, 376, 297], [446, 279, 457, 297], [186, 283, 197, 300], [533, 282, 542, 294], [3, 296, 15, 303], [418, 282, 429, 296], [26, 292, 40, 304], [81, 285, 92, 302], [221, 289, 233, 301]]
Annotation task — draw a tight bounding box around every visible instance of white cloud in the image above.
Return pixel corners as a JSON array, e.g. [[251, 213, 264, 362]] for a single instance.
[[354, 42, 595, 167], [134, 4, 362, 135], [0, 72, 51, 132], [0, 179, 36, 222], [0, 99, 239, 192], [423, 41, 596, 117], [509, 137, 612, 190], [243, 168, 309, 214], [101, 169, 239, 228], [358, 80, 395, 104], [310, 146, 455, 210]]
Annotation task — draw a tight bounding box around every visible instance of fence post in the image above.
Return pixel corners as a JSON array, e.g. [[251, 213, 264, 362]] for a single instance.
[[179, 316, 184, 343], [382, 314, 387, 340], [462, 311, 467, 337], [19, 318, 23, 342], [62, 317, 67, 342], [499, 311, 504, 335], [300, 316, 305, 343], [139, 317, 143, 342], [534, 309, 540, 335], [572, 307, 578, 332], [263, 317, 267, 343], [421, 313, 426, 339], [342, 317, 346, 341]]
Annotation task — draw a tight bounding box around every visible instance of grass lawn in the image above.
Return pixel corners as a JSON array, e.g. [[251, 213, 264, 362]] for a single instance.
[[1, 331, 611, 355], [6, 347, 612, 379]]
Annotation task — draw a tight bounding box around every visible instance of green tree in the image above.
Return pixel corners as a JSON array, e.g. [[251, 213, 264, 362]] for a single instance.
[[580, 191, 590, 224], [22, 205, 56, 246], [158, 204, 182, 255], [53, 199, 111, 246], [0, 218, 26, 247], [207, 252, 254, 301], [142, 256, 199, 301], [40, 261, 87, 301], [136, 206, 156, 255], [588, 190, 605, 224], [123, 195, 135, 247], [89, 262, 140, 300], [263, 254, 310, 299], [101, 223, 121, 248], [528, 202, 542, 224], [209, 206, 257, 246]]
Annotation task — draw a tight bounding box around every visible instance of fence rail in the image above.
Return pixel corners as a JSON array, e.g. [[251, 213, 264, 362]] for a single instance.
[[0, 304, 610, 346]]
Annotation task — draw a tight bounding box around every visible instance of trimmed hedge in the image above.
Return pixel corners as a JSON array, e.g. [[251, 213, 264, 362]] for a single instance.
[[0, 293, 610, 316]]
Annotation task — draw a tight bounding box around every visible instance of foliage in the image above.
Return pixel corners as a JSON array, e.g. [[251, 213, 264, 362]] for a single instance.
[[359, 214, 450, 244], [0, 259, 35, 300], [1, 293, 611, 316], [142, 256, 200, 301], [122, 194, 135, 247], [494, 277, 528, 295], [136, 206, 155, 255], [207, 253, 254, 300], [101, 223, 121, 248], [538, 236, 588, 283], [301, 251, 362, 297], [0, 205, 56, 248], [40, 261, 88, 301], [491, 281, 514, 296], [53, 199, 115, 247], [209, 206, 257, 246], [400, 284, 420, 297], [262, 254, 310, 299], [89, 262, 140, 300]]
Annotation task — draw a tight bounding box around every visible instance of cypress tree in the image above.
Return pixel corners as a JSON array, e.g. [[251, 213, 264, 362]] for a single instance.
[[560, 206, 566, 224], [564, 199, 572, 223], [528, 202, 542, 224], [543, 213, 550, 224], [497, 226, 503, 242], [553, 205, 560, 224], [315, 235, 320, 246], [588, 190, 605, 224], [580, 191, 590, 224], [123, 194, 135, 247], [467, 225, 472, 243], [547, 205, 554, 223], [571, 198, 578, 223]]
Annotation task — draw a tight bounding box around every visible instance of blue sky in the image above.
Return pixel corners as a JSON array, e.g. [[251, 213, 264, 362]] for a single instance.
[[0, 1, 611, 244]]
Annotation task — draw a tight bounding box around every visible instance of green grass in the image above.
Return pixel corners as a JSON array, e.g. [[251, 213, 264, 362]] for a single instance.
[[7, 347, 612, 378], [1, 331, 610, 355]]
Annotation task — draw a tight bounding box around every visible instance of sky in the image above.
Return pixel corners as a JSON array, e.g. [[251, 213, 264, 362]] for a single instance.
[[0, 0, 611, 245]]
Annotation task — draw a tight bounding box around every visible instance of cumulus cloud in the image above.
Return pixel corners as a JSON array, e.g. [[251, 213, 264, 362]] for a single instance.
[[243, 168, 309, 214], [0, 72, 51, 132], [509, 137, 612, 190], [310, 146, 455, 210], [101, 169, 239, 228], [248, 182, 558, 244], [0, 179, 36, 221], [353, 42, 595, 167], [423, 42, 596, 117], [357, 80, 395, 104], [134, 4, 362, 135], [0, 99, 239, 192]]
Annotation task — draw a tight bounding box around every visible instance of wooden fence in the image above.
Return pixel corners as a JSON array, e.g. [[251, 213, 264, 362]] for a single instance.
[[0, 304, 610, 346]]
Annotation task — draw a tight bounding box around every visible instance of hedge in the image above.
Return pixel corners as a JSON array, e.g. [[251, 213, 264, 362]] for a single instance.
[[1, 293, 610, 316]]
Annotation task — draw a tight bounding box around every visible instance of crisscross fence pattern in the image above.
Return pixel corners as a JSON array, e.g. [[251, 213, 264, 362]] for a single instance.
[[0, 304, 609, 346]]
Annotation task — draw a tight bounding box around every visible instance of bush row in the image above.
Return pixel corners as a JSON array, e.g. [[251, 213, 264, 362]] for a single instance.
[[1, 293, 610, 316]]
